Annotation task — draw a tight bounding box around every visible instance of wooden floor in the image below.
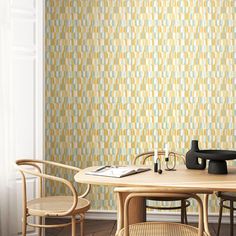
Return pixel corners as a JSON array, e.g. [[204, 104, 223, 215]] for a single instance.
[[45, 219, 117, 236], [45, 218, 235, 236]]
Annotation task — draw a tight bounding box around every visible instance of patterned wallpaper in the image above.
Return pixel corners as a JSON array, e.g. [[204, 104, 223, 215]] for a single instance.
[[45, 0, 235, 213]]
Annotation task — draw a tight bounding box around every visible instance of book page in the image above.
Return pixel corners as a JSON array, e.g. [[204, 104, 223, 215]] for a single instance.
[[86, 166, 150, 178]]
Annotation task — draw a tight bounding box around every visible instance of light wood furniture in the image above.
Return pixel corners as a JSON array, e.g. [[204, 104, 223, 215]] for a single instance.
[[216, 191, 236, 236], [74, 165, 236, 236], [16, 159, 91, 236], [115, 187, 207, 236], [133, 151, 190, 224]]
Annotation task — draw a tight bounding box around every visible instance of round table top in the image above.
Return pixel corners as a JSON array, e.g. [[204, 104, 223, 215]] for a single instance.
[[74, 165, 236, 193]]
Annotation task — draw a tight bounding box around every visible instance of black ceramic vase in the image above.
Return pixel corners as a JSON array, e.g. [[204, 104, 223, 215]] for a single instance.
[[186, 140, 206, 170]]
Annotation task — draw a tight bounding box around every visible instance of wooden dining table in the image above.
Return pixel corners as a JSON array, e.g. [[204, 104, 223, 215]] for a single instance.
[[74, 165, 236, 236]]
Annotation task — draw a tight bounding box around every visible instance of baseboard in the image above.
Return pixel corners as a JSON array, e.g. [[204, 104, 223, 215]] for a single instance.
[[85, 210, 230, 224], [48, 209, 230, 225]]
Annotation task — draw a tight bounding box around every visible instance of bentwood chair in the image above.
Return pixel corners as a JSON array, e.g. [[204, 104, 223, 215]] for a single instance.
[[16, 159, 91, 236], [133, 151, 190, 224], [115, 187, 207, 236], [216, 191, 236, 236]]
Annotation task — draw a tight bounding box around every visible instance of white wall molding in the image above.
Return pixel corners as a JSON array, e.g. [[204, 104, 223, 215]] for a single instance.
[[11, 48, 36, 56], [13, 0, 44, 235], [11, 9, 36, 19]]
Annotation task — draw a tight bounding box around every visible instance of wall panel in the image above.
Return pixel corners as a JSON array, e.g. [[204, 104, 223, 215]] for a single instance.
[[45, 0, 235, 213]]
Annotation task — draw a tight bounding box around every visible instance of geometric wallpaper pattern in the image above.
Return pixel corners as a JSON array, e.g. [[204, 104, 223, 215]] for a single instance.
[[45, 0, 235, 212]]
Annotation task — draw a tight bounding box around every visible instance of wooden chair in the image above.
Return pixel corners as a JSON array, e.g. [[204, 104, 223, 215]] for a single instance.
[[216, 191, 236, 236], [115, 187, 207, 236], [133, 151, 190, 224], [16, 159, 91, 236]]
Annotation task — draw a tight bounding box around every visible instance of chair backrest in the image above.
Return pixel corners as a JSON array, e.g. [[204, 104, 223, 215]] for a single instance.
[[15, 159, 90, 217], [115, 187, 204, 236], [132, 151, 185, 165]]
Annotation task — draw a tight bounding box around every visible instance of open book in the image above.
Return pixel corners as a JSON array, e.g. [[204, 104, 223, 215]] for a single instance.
[[85, 166, 151, 178]]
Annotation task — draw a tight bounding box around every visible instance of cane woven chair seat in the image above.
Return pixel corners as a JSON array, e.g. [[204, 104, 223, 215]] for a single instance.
[[115, 188, 206, 236], [118, 222, 207, 236], [16, 159, 91, 236], [28, 196, 90, 217]]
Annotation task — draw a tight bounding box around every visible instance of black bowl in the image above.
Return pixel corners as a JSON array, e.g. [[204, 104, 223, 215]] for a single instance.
[[196, 150, 236, 161], [195, 150, 236, 174]]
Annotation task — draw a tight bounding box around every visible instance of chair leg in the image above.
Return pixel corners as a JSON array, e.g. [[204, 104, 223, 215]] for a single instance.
[[217, 199, 223, 236], [71, 215, 76, 236], [39, 216, 42, 236], [184, 201, 188, 224], [22, 216, 27, 236], [181, 200, 185, 224], [80, 213, 85, 236], [230, 200, 234, 236]]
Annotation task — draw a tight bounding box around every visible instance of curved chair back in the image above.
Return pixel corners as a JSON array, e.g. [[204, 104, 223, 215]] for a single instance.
[[115, 187, 204, 236], [16, 159, 90, 217], [133, 151, 185, 165]]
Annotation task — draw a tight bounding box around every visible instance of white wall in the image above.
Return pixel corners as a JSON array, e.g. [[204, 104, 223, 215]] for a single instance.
[[11, 0, 44, 235]]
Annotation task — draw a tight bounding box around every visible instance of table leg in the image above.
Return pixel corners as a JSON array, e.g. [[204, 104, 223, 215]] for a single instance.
[[116, 192, 146, 235], [203, 194, 211, 236]]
